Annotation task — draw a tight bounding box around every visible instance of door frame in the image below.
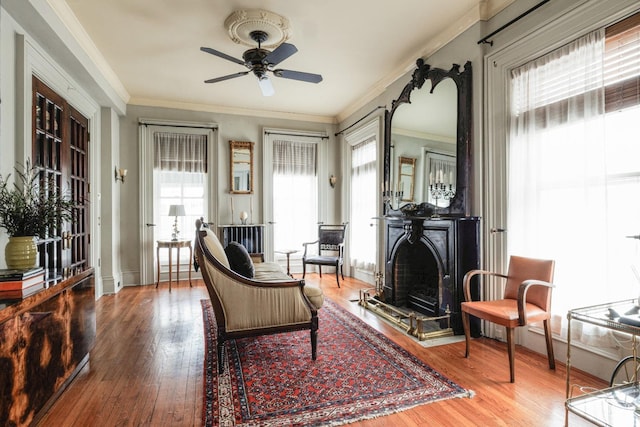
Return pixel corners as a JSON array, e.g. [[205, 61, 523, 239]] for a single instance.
[[343, 117, 383, 284]]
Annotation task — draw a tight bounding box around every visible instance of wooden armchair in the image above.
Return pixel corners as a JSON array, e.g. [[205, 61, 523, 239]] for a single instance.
[[302, 223, 347, 287], [461, 255, 555, 382], [194, 219, 323, 373]]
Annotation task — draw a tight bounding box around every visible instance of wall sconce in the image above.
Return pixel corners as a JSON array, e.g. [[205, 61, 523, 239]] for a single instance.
[[329, 174, 337, 188], [115, 167, 127, 183]]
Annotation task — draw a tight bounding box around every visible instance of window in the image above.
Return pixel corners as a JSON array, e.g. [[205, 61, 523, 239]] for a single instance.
[[272, 139, 318, 260], [153, 131, 208, 265], [349, 136, 377, 272], [508, 13, 640, 345]]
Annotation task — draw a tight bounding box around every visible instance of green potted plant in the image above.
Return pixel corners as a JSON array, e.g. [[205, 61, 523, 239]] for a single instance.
[[0, 161, 75, 269]]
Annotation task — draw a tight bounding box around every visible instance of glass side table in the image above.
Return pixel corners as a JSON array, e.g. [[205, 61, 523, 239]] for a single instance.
[[566, 298, 640, 426], [567, 383, 640, 426]]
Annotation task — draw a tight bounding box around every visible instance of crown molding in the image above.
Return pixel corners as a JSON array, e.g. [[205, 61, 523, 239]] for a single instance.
[[336, 4, 483, 124], [46, 0, 130, 104], [128, 97, 337, 124]]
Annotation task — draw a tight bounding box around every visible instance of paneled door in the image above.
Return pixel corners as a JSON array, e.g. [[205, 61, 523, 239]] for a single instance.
[[32, 77, 90, 275]]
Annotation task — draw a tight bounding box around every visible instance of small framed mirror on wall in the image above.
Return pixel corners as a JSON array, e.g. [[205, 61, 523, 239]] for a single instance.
[[230, 140, 254, 194], [398, 156, 416, 202]]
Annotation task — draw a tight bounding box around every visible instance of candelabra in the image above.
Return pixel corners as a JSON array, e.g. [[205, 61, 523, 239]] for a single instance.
[[382, 190, 404, 210], [429, 183, 455, 217]]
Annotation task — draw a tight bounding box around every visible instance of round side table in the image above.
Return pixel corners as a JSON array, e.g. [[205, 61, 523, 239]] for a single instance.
[[275, 249, 299, 277], [156, 239, 193, 291]]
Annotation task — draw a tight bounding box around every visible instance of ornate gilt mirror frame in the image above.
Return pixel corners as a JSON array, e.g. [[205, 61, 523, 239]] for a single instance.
[[229, 140, 254, 194]]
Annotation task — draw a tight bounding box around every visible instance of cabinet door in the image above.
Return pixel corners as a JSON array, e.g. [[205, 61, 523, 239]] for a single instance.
[[32, 77, 90, 273], [0, 273, 95, 426]]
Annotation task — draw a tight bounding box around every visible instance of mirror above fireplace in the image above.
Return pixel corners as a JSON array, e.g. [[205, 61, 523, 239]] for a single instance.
[[384, 59, 472, 217]]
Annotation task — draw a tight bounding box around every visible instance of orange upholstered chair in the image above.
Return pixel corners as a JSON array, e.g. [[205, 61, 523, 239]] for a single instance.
[[461, 255, 555, 382]]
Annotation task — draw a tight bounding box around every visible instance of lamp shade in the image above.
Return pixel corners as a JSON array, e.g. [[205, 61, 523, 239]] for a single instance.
[[168, 204, 186, 217]]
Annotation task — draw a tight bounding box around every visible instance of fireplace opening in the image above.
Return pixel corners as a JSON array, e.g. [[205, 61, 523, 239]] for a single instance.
[[392, 242, 440, 317]]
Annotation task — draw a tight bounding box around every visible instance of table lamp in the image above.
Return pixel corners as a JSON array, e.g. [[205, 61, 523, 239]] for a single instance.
[[168, 204, 186, 241]]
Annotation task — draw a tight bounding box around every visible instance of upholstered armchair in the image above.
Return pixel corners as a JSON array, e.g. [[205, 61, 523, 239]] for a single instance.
[[461, 255, 556, 383], [194, 219, 324, 373]]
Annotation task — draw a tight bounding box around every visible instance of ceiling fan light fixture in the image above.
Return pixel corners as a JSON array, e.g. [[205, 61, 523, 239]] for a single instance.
[[258, 76, 274, 97], [201, 8, 322, 96]]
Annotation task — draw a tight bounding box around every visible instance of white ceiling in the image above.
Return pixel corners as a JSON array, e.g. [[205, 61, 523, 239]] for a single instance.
[[54, 0, 511, 122]]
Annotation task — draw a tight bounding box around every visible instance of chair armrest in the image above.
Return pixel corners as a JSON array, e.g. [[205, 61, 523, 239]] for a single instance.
[[302, 240, 319, 257], [462, 269, 508, 302], [516, 279, 555, 325]]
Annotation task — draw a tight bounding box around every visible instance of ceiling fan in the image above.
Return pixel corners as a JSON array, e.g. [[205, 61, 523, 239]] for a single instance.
[[201, 30, 323, 96]]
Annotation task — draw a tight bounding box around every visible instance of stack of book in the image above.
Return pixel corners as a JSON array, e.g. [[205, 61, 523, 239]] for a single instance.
[[0, 267, 46, 298]]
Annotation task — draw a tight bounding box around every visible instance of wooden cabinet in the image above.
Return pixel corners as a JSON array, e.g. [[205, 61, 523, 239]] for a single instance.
[[0, 269, 95, 426]]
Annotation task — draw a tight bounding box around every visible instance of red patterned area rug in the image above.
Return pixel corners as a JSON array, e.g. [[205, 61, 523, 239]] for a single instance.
[[201, 298, 472, 426]]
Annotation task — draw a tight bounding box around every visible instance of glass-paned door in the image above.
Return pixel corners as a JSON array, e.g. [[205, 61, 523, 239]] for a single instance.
[[32, 77, 90, 275]]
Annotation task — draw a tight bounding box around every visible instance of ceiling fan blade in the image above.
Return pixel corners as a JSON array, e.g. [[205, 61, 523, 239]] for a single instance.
[[204, 71, 250, 84], [264, 43, 298, 66], [257, 76, 275, 97], [273, 69, 323, 84], [200, 46, 246, 66]]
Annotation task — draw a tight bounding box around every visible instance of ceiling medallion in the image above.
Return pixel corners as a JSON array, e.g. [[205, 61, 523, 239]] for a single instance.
[[224, 9, 292, 49]]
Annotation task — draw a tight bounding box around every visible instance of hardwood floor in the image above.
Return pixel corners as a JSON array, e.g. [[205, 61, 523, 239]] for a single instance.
[[38, 274, 605, 426]]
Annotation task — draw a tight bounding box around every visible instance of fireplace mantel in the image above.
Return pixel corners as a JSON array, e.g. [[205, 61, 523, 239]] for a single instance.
[[384, 216, 480, 336]]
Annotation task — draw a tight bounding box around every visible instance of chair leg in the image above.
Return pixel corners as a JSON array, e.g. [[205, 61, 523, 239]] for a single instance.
[[319, 266, 322, 277], [302, 262, 306, 279], [462, 311, 471, 358], [506, 327, 515, 383], [311, 328, 318, 360], [311, 313, 319, 360], [340, 263, 344, 280], [335, 263, 340, 288], [543, 319, 556, 370]]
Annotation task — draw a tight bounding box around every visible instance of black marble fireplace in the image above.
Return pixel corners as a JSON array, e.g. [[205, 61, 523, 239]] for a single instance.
[[384, 216, 481, 336]]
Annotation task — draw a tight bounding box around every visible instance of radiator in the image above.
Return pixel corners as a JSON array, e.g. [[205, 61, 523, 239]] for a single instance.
[[218, 225, 264, 254]]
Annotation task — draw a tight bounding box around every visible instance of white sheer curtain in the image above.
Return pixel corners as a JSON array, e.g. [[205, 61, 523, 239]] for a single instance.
[[350, 136, 377, 271], [508, 29, 640, 348], [272, 140, 318, 256]]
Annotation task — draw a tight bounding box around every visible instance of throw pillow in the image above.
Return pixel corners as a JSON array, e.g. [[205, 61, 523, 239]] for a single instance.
[[224, 242, 255, 278], [203, 228, 230, 268]]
